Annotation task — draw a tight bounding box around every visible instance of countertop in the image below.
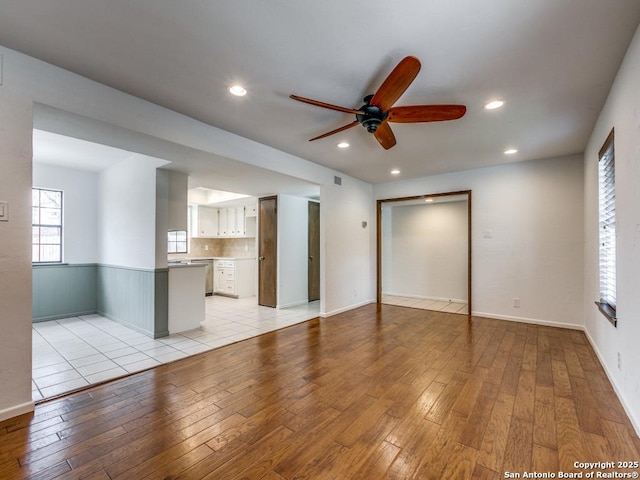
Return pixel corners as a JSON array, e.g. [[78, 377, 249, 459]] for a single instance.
[[169, 257, 256, 261], [167, 262, 207, 269]]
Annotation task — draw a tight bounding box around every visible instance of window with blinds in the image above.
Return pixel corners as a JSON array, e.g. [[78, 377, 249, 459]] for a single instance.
[[596, 129, 616, 326], [32, 188, 63, 263]]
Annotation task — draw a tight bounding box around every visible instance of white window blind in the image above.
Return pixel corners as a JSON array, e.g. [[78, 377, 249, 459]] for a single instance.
[[598, 129, 616, 318]]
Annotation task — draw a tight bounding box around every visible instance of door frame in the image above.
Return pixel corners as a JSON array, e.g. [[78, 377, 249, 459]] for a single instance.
[[258, 195, 278, 308], [376, 190, 472, 314], [307, 200, 320, 302]]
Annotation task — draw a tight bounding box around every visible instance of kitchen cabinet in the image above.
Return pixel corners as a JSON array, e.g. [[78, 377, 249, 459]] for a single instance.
[[245, 205, 257, 217], [213, 258, 255, 298], [219, 206, 247, 237], [191, 205, 219, 237], [218, 208, 236, 236], [235, 207, 246, 236], [190, 202, 257, 238]]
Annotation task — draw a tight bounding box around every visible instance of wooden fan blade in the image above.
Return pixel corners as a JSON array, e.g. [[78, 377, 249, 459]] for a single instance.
[[309, 121, 359, 142], [290, 95, 362, 115], [370, 56, 421, 112], [387, 105, 467, 123], [373, 122, 397, 150]]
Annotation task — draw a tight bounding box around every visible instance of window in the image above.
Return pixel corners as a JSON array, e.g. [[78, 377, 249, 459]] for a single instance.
[[32, 188, 63, 263], [168, 230, 187, 254], [596, 129, 616, 326]]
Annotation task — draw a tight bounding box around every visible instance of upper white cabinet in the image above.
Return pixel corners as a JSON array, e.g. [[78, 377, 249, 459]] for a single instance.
[[190, 203, 256, 238], [195, 206, 219, 237], [235, 207, 246, 236]]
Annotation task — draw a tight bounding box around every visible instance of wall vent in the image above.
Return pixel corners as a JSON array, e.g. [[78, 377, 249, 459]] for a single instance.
[[334, 176, 342, 186]]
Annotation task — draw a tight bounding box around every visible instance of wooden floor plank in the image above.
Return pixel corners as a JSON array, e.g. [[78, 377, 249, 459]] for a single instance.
[[0, 304, 636, 479], [476, 392, 516, 471]]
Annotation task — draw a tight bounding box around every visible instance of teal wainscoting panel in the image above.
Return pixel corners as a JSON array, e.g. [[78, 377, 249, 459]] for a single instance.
[[96, 265, 169, 338], [32, 264, 98, 322], [154, 269, 169, 338]]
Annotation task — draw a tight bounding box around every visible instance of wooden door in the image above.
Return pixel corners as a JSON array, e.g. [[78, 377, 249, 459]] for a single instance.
[[258, 196, 277, 307], [308, 201, 320, 301]]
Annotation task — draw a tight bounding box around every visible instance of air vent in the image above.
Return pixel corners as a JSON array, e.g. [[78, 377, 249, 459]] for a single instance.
[[334, 176, 342, 186]]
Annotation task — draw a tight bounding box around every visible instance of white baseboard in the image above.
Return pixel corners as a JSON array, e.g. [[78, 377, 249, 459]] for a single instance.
[[472, 311, 584, 331], [0, 400, 34, 423], [582, 329, 640, 438], [321, 299, 376, 318], [383, 292, 467, 304]]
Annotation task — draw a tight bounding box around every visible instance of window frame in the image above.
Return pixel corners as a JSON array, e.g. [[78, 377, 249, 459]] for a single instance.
[[32, 187, 64, 264], [168, 230, 188, 254], [595, 128, 617, 327]]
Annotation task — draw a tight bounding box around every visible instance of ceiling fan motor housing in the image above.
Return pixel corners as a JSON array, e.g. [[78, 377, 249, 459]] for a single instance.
[[357, 96, 387, 133]]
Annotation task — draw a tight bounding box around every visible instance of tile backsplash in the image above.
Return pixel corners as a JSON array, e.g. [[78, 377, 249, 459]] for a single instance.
[[170, 237, 256, 259]]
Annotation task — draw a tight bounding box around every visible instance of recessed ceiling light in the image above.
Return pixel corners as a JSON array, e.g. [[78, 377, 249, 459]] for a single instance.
[[425, 198, 434, 202], [504, 148, 518, 155], [390, 169, 400, 175], [484, 100, 504, 110], [228, 85, 247, 97], [337, 142, 350, 149]]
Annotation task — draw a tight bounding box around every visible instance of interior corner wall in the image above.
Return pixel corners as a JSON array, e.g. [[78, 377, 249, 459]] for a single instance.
[[277, 194, 309, 308], [583, 23, 640, 433], [374, 154, 585, 329], [321, 176, 375, 316]]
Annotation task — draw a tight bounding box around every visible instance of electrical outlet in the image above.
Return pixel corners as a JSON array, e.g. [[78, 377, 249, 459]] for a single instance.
[[513, 298, 520, 308], [617, 352, 622, 370]]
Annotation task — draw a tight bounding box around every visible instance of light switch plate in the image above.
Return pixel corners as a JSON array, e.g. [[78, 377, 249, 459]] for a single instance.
[[0, 201, 8, 221]]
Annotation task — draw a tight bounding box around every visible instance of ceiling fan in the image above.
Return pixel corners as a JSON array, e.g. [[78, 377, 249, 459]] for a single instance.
[[290, 56, 466, 150]]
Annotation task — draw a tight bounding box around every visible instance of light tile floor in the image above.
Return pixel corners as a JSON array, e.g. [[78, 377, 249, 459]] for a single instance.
[[32, 296, 320, 401], [381, 294, 469, 315]]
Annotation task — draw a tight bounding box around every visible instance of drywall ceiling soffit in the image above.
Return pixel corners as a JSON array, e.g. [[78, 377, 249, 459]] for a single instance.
[[32, 108, 320, 199], [5, 1, 640, 183]]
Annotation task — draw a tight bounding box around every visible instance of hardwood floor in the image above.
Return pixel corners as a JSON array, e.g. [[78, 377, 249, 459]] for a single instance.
[[1, 304, 638, 479]]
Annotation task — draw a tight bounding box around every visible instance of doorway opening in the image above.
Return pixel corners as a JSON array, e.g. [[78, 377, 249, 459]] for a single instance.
[[377, 190, 471, 315]]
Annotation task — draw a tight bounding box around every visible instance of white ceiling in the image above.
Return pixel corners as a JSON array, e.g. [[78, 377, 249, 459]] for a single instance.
[[3, 1, 640, 184]]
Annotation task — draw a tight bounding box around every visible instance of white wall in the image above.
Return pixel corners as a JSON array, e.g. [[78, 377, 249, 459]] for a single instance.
[[382, 200, 468, 302], [375, 154, 585, 328], [167, 170, 188, 232], [0, 44, 374, 420], [321, 176, 375, 316], [32, 163, 99, 264], [583, 23, 640, 433], [0, 90, 34, 421], [98, 156, 166, 270], [278, 194, 309, 308]]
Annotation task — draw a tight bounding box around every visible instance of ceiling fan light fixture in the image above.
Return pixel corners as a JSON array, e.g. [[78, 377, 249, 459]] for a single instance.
[[337, 142, 350, 149], [228, 84, 247, 97], [484, 100, 504, 110]]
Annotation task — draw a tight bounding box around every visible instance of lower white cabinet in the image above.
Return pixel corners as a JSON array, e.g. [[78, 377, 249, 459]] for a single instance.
[[213, 258, 255, 298]]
